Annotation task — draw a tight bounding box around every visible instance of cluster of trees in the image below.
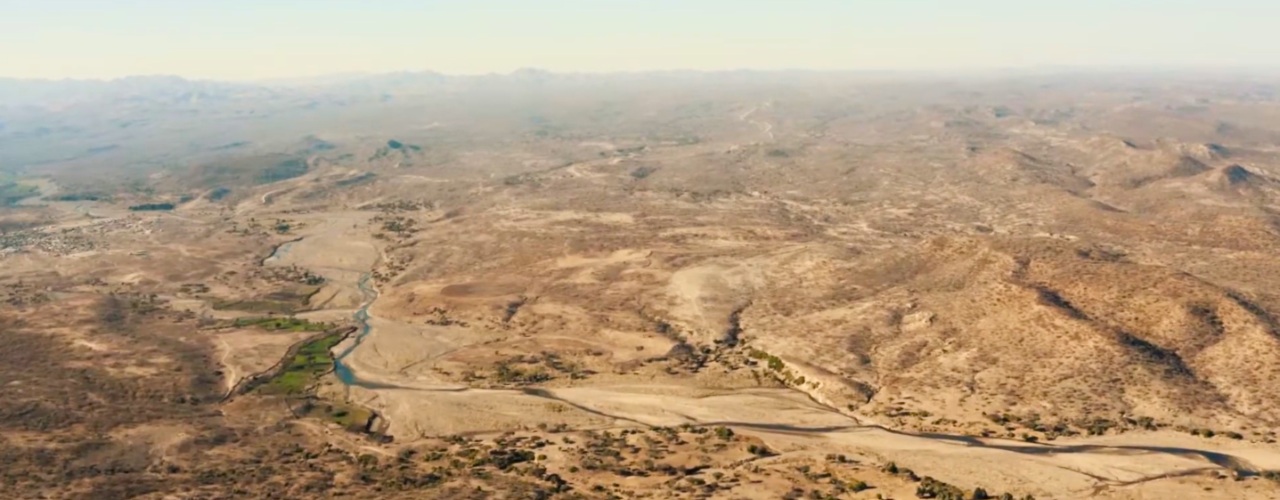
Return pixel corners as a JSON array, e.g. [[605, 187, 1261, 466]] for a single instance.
[[914, 477, 1035, 500], [1189, 428, 1244, 440], [48, 192, 109, 202], [127, 202, 175, 211]]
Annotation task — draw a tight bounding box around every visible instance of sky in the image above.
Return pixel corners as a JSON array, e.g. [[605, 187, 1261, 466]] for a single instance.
[[3, 0, 1279, 81]]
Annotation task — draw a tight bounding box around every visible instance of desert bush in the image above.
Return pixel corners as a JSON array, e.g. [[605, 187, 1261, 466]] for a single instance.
[[630, 166, 655, 179]]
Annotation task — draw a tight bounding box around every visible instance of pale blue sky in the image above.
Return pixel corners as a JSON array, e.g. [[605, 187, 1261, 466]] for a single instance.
[[3, 0, 1278, 80]]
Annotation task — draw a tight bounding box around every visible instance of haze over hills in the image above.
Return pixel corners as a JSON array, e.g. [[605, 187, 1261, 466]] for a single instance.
[[3, 70, 1280, 499]]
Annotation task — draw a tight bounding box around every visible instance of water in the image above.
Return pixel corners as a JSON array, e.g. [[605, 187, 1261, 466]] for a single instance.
[[269, 237, 384, 388], [333, 273, 384, 387]]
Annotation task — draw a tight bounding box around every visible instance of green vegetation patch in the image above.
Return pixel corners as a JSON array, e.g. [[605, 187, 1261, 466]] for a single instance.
[[335, 172, 376, 187], [47, 191, 111, 202], [239, 325, 378, 435], [206, 187, 231, 201], [748, 348, 786, 371], [260, 332, 344, 395], [629, 166, 655, 179], [128, 202, 175, 211], [298, 400, 374, 432], [214, 299, 298, 314], [233, 316, 332, 332], [184, 154, 310, 189], [0, 182, 40, 206], [257, 158, 308, 184]]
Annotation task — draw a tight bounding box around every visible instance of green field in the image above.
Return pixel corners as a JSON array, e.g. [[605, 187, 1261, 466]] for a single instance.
[[260, 332, 344, 394], [250, 328, 376, 432], [233, 316, 331, 332]]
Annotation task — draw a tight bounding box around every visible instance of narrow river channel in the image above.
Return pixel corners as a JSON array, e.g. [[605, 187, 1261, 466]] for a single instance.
[[333, 273, 378, 386]]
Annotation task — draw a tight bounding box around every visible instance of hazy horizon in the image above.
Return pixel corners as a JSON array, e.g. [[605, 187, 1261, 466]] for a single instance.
[[5, 0, 1280, 81], [9, 65, 1280, 85]]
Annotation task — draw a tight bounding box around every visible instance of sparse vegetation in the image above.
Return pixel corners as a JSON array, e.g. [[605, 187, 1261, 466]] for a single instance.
[[213, 298, 302, 314], [46, 191, 110, 202], [6, 72, 1280, 500], [233, 316, 331, 332], [0, 182, 39, 206], [127, 202, 176, 211], [630, 166, 655, 179], [257, 158, 309, 183], [207, 186, 232, 200]]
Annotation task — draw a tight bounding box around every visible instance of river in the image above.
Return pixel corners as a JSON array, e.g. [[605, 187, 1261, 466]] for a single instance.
[[332, 272, 374, 385], [332, 272, 401, 389]]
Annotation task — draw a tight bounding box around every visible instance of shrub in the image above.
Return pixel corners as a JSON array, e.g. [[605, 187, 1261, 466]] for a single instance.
[[914, 476, 965, 499], [128, 202, 176, 211], [630, 166, 655, 179]]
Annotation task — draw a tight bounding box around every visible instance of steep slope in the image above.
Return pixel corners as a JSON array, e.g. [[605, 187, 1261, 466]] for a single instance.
[[743, 237, 1280, 432]]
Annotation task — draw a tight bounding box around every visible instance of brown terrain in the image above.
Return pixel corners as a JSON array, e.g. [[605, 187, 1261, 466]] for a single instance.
[[2, 72, 1280, 499]]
